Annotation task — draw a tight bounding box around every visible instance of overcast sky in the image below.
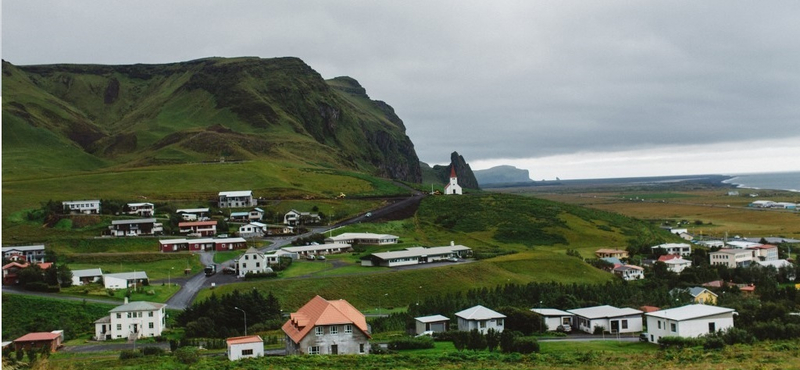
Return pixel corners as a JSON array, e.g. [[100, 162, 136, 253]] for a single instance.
[[3, 1, 799, 179]]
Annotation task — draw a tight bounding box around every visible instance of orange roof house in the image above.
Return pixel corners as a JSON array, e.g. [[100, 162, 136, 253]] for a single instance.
[[2, 261, 53, 285], [282, 295, 371, 355], [13, 331, 63, 353]]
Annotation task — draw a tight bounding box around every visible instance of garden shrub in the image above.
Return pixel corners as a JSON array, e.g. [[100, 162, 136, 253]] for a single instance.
[[174, 347, 199, 364], [388, 336, 435, 350]]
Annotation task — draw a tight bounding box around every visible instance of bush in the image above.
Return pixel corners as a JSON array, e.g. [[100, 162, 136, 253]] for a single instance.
[[387, 336, 435, 350], [657, 336, 704, 350], [243, 271, 278, 280], [119, 350, 143, 360], [703, 336, 725, 350], [141, 346, 164, 356], [174, 347, 199, 364], [513, 337, 540, 354]]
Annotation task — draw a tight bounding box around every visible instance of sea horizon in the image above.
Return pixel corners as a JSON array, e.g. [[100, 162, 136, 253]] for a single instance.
[[722, 171, 800, 193]]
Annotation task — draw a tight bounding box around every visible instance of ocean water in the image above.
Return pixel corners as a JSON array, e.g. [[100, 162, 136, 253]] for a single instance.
[[723, 171, 800, 192]]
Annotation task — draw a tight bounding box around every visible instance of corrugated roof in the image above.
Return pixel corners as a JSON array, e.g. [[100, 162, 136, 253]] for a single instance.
[[219, 190, 252, 197], [370, 245, 471, 260], [104, 271, 149, 280], [226, 335, 263, 345], [282, 296, 370, 344], [112, 218, 156, 225], [2, 245, 45, 252], [645, 304, 735, 321], [14, 332, 61, 342], [567, 305, 642, 319], [415, 314, 450, 323], [72, 268, 103, 277], [455, 305, 506, 320]]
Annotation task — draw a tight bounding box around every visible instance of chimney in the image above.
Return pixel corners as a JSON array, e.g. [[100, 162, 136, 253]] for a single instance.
[[451, 241, 454, 246], [124, 297, 129, 305]]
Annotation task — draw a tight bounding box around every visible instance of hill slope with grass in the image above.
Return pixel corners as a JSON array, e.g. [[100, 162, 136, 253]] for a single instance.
[[2, 57, 421, 182]]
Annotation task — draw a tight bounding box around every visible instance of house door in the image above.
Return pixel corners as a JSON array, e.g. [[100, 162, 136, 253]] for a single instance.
[[133, 324, 139, 333], [610, 320, 619, 333], [331, 345, 338, 355]]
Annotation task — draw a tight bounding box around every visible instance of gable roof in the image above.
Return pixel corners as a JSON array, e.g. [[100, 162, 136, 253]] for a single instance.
[[104, 271, 149, 280], [455, 305, 506, 320], [530, 308, 572, 317], [14, 332, 61, 342], [415, 314, 450, 323], [110, 300, 166, 313], [567, 305, 642, 319], [282, 296, 370, 344], [2, 245, 46, 253], [687, 287, 717, 298], [645, 304, 735, 321], [72, 268, 103, 278]]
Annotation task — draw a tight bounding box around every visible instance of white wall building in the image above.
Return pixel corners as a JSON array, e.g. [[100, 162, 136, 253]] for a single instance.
[[710, 249, 755, 268], [652, 243, 692, 256], [444, 167, 463, 195], [414, 315, 451, 335], [325, 233, 399, 245], [2, 245, 46, 262], [238, 222, 267, 238], [219, 191, 256, 208], [62, 200, 101, 214], [361, 244, 471, 267], [71, 268, 103, 286], [567, 305, 643, 334], [94, 299, 166, 340], [530, 308, 573, 331], [664, 257, 693, 274], [237, 247, 272, 277], [455, 305, 505, 334], [644, 304, 736, 344], [227, 335, 264, 361], [103, 271, 149, 290]]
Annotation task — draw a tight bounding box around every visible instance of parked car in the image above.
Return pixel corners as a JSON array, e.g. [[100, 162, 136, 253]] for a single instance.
[[306, 255, 316, 260], [446, 257, 459, 262], [557, 324, 572, 333], [317, 255, 326, 261]]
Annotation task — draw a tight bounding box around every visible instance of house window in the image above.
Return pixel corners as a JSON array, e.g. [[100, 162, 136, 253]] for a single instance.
[[497, 319, 504, 326], [709, 322, 716, 333], [315, 327, 324, 336], [658, 321, 662, 329], [345, 324, 353, 334], [242, 349, 253, 356], [330, 326, 338, 335], [309, 346, 320, 355], [149, 312, 153, 317], [670, 323, 677, 332], [245, 255, 249, 260], [256, 262, 260, 268], [621, 320, 628, 329], [480, 321, 486, 328], [149, 322, 154, 329], [117, 313, 122, 319], [243, 263, 247, 268], [359, 343, 365, 354]]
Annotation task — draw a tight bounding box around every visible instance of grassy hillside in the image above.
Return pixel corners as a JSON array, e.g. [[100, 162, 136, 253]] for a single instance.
[[2, 57, 421, 182]]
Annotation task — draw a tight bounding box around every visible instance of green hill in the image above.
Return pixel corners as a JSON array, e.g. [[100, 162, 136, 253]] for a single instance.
[[2, 57, 421, 182]]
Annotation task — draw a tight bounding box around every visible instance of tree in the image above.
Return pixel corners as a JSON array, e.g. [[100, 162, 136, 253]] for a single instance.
[[58, 264, 73, 288], [466, 329, 486, 351], [485, 328, 500, 352], [499, 330, 519, 353]]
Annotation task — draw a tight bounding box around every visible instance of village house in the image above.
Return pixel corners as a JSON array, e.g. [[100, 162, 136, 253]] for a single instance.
[[219, 191, 257, 208], [710, 249, 755, 268], [13, 331, 63, 353], [178, 220, 217, 237], [282, 295, 371, 355], [62, 200, 100, 214], [567, 305, 643, 334], [126, 203, 154, 217], [95, 298, 166, 340], [594, 249, 629, 259], [265, 250, 298, 265], [282, 243, 353, 258], [672, 287, 718, 305], [237, 247, 273, 277], [644, 304, 735, 344], [444, 167, 463, 195], [360, 244, 471, 267], [2, 244, 46, 262], [651, 243, 692, 256], [749, 200, 775, 208], [226, 335, 264, 361], [103, 271, 149, 290], [613, 264, 644, 280], [325, 232, 399, 245], [176, 208, 210, 221], [414, 315, 451, 335], [750, 244, 779, 261], [2, 261, 53, 285], [238, 222, 267, 238], [158, 237, 247, 252], [283, 209, 321, 226], [109, 218, 163, 237], [455, 305, 505, 334], [266, 224, 295, 235], [71, 268, 103, 286], [530, 308, 573, 331], [659, 254, 693, 274]]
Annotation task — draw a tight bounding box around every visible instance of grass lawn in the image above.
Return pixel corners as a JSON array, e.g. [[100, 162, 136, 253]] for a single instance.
[[212, 250, 241, 264], [60, 282, 182, 303], [68, 254, 204, 281]]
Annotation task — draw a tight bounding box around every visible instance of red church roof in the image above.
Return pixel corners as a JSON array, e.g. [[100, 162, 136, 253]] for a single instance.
[[450, 166, 457, 178]]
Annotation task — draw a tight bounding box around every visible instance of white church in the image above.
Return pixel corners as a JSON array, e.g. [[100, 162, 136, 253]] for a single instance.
[[444, 167, 463, 195]]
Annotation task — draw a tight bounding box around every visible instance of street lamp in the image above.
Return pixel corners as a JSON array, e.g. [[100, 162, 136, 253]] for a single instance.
[[168, 267, 174, 288], [234, 307, 247, 336]]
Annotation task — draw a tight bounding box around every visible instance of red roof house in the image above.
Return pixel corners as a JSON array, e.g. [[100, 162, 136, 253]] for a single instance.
[[282, 295, 371, 355], [13, 331, 63, 353]]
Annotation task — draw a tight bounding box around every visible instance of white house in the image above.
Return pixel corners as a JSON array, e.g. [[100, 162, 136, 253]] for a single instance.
[[109, 219, 163, 237], [710, 249, 755, 268], [62, 200, 101, 214], [237, 247, 273, 277], [750, 245, 779, 261], [265, 249, 298, 264], [219, 191, 257, 208], [325, 233, 399, 245], [662, 256, 693, 274], [644, 304, 736, 344], [613, 265, 644, 280], [238, 222, 267, 238], [360, 244, 471, 267], [444, 167, 463, 195], [71, 268, 103, 286], [282, 296, 371, 355], [176, 208, 210, 221], [227, 335, 264, 361], [530, 308, 573, 331], [414, 315, 451, 335], [455, 305, 505, 334], [126, 203, 154, 217], [283, 209, 321, 226], [567, 305, 643, 334], [2, 245, 46, 262], [94, 298, 166, 340], [281, 243, 352, 257], [651, 243, 692, 256], [103, 271, 149, 290], [749, 200, 775, 208]]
